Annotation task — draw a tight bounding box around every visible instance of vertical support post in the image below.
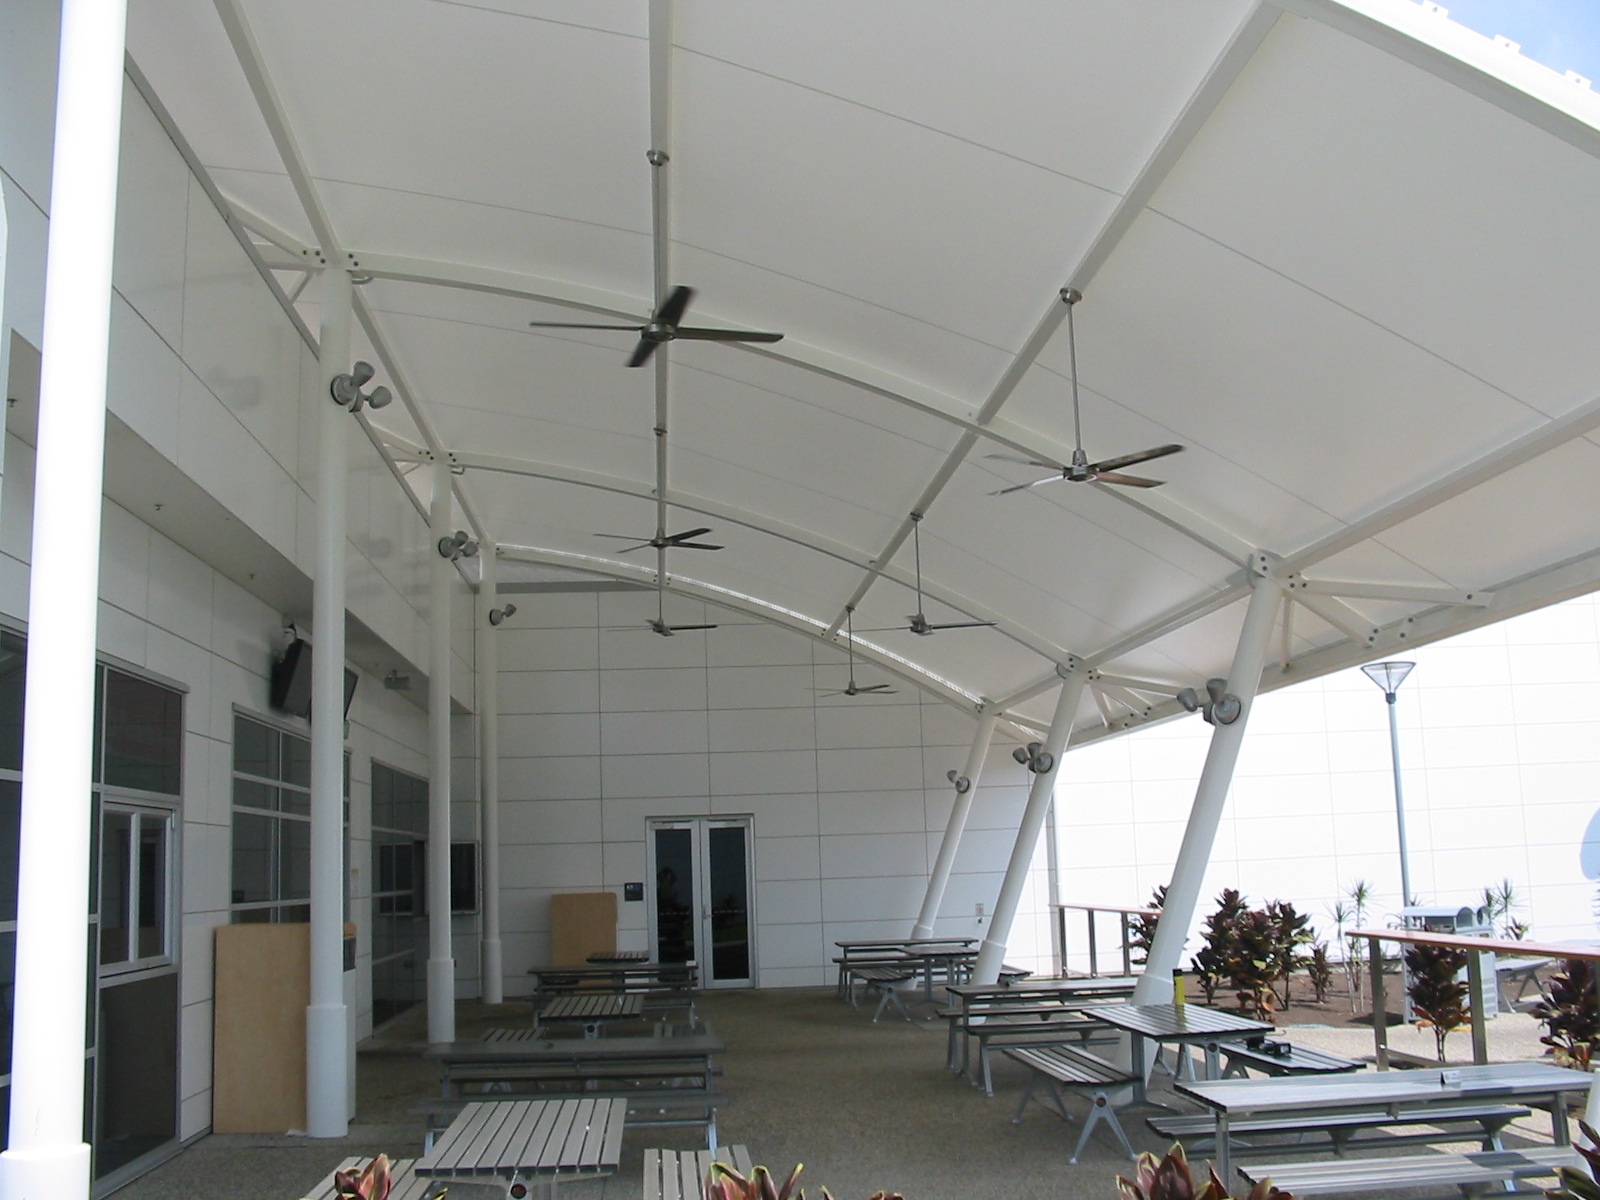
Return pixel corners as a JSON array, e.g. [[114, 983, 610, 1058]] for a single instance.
[[1466, 949, 1488, 1064], [1385, 693, 1413, 907], [1086, 911, 1100, 978], [911, 712, 997, 938], [427, 457, 457, 1044], [478, 543, 503, 1005], [1131, 568, 1282, 1006], [306, 266, 351, 1136], [1121, 912, 1134, 978], [1055, 906, 1068, 976], [0, 4, 126, 1196], [972, 667, 1087, 984], [1370, 935, 1390, 1069]]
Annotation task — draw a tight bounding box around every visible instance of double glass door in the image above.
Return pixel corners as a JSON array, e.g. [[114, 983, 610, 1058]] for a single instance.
[[648, 819, 753, 988]]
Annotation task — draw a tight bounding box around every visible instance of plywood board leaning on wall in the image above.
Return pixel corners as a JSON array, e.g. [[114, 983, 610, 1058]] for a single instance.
[[213, 923, 309, 1133], [551, 891, 617, 966]]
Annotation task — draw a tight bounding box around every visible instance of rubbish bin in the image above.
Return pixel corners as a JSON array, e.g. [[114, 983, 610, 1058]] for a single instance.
[[1400, 904, 1497, 1019]]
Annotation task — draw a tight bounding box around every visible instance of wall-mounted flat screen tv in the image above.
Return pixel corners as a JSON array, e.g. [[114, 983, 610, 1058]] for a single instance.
[[270, 638, 358, 720]]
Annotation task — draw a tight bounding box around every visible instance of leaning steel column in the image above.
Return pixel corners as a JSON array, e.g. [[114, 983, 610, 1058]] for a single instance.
[[911, 711, 997, 938], [305, 266, 352, 1136], [972, 664, 1087, 984], [1131, 565, 1283, 1005], [0, 2, 126, 1195], [477, 543, 504, 1004], [426, 457, 457, 1044]]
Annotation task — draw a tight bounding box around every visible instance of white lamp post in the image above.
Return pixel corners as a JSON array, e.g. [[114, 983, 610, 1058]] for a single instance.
[[1361, 661, 1416, 906]]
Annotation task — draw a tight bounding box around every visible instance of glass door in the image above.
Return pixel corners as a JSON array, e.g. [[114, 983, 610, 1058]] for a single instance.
[[648, 818, 754, 988]]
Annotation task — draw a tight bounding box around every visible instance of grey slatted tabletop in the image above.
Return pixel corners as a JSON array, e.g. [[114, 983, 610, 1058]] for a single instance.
[[415, 1098, 627, 1187], [538, 992, 645, 1037]]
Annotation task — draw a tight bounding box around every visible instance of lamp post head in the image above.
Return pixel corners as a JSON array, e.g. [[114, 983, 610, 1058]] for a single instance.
[[1361, 660, 1415, 698]]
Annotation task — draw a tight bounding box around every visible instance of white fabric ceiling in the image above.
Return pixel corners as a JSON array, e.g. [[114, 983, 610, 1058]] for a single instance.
[[124, 0, 1600, 737]]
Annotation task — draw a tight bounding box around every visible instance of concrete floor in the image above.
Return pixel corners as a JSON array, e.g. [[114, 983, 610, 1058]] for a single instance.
[[109, 988, 1582, 1200]]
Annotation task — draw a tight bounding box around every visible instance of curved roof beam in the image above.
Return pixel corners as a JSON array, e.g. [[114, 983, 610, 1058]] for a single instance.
[[379, 435, 1081, 666], [493, 542, 1046, 740], [250, 231, 1261, 570]]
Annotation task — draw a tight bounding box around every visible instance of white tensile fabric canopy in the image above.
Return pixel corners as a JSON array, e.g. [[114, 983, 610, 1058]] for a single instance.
[[125, 0, 1600, 739]]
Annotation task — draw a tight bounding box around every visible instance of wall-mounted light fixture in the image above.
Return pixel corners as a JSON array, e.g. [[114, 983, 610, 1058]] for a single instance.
[[1176, 679, 1242, 725], [946, 768, 971, 794], [1012, 742, 1054, 774], [488, 603, 518, 627], [329, 360, 392, 414], [437, 529, 479, 561]]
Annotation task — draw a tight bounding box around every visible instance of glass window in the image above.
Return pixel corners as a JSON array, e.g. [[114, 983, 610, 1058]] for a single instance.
[[97, 807, 172, 971], [230, 715, 344, 924], [99, 812, 132, 966], [371, 762, 428, 1026], [0, 632, 24, 774], [102, 671, 182, 795]]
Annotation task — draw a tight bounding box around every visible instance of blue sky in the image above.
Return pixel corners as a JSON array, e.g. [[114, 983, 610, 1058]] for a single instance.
[[1434, 0, 1600, 80]]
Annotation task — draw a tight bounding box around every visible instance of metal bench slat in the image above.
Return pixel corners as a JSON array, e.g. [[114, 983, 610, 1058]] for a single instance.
[[1241, 1146, 1580, 1194], [1151, 1101, 1531, 1139]]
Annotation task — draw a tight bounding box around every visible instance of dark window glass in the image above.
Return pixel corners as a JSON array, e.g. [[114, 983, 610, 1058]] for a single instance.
[[103, 671, 182, 795], [283, 737, 311, 789], [234, 778, 277, 812], [279, 784, 310, 817], [231, 814, 274, 905], [137, 819, 166, 959], [0, 930, 14, 1076], [0, 631, 25, 773], [0, 781, 19, 924], [654, 828, 695, 965], [233, 716, 278, 779], [100, 811, 132, 965], [279, 820, 310, 901]]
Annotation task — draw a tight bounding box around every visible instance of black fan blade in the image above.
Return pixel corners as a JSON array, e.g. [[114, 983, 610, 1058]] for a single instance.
[[853, 684, 898, 694], [1090, 443, 1183, 474], [1094, 471, 1164, 488], [667, 527, 714, 541], [627, 339, 660, 369], [922, 620, 997, 631], [988, 476, 1062, 496], [666, 623, 718, 632], [594, 534, 653, 553], [655, 285, 694, 327], [670, 541, 724, 551], [527, 321, 644, 332], [984, 453, 1060, 471], [674, 328, 785, 344]]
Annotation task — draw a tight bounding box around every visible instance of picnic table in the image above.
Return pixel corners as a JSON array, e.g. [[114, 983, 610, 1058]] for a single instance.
[[535, 993, 645, 1038], [832, 937, 976, 999], [942, 977, 1137, 1090], [415, 1097, 626, 1197], [1092, 1003, 1272, 1102], [588, 949, 650, 964], [1176, 1059, 1592, 1184], [423, 1031, 728, 1148], [528, 962, 699, 1024]]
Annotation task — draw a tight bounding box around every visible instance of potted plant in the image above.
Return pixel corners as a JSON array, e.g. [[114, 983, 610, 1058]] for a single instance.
[[705, 1161, 902, 1200], [1534, 958, 1600, 1071], [1405, 941, 1470, 1062], [1116, 1142, 1290, 1199]]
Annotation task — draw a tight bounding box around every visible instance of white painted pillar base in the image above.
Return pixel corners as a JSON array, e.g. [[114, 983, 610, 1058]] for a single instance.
[[972, 668, 1087, 984], [1, 1145, 92, 1200], [912, 713, 997, 939], [482, 940, 504, 1006], [1130, 568, 1283, 1008], [428, 961, 457, 1040]]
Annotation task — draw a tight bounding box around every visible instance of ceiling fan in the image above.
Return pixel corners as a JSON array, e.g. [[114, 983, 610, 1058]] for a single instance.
[[606, 582, 719, 637], [595, 526, 723, 553], [527, 285, 784, 368], [815, 609, 897, 697], [865, 515, 997, 636], [988, 288, 1183, 494]]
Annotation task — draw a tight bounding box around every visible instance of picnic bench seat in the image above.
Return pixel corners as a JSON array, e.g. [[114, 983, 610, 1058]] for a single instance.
[[1005, 1044, 1140, 1164], [939, 1006, 1114, 1095], [1238, 1144, 1580, 1196], [642, 1145, 753, 1200], [1148, 1102, 1531, 1156], [302, 1158, 439, 1200], [1220, 1040, 1362, 1078], [847, 965, 919, 1020]]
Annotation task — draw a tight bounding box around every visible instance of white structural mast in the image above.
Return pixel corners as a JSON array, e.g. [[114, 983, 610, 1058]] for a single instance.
[[306, 267, 354, 1135], [478, 545, 504, 1005], [0, 1, 127, 1196], [912, 713, 998, 939], [427, 458, 457, 1044]]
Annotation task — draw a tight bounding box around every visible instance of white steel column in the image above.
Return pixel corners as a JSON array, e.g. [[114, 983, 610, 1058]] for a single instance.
[[972, 666, 1087, 984], [477, 545, 503, 1005], [305, 266, 351, 1137], [912, 712, 997, 938], [0, 2, 126, 1196], [1131, 568, 1283, 1005], [427, 457, 457, 1044]]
